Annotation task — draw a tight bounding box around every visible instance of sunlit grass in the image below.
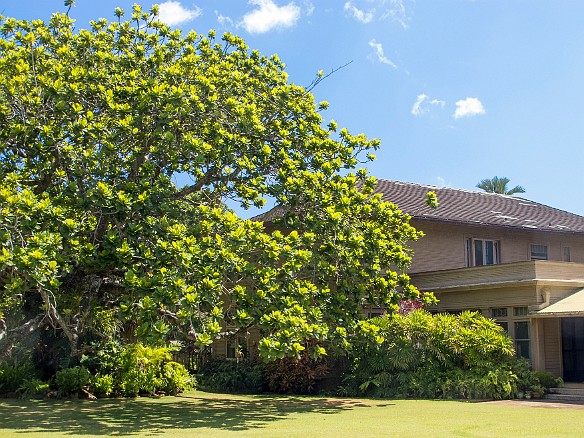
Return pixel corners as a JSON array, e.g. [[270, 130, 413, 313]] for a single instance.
[[0, 391, 583, 437]]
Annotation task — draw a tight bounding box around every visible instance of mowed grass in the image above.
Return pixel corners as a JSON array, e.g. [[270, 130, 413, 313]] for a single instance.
[[1, 391, 583, 437]]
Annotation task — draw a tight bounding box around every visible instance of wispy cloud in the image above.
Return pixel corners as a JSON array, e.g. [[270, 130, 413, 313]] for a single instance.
[[304, 0, 315, 16], [344, 1, 374, 23], [344, 1, 411, 27], [436, 176, 451, 187], [368, 39, 397, 68], [215, 10, 234, 26], [157, 1, 201, 26], [381, 0, 409, 29], [241, 0, 301, 34], [411, 94, 445, 116], [454, 97, 485, 119]]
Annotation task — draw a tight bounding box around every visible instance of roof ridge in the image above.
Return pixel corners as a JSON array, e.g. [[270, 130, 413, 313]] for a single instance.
[[375, 178, 527, 199], [252, 178, 584, 232], [375, 178, 573, 209]]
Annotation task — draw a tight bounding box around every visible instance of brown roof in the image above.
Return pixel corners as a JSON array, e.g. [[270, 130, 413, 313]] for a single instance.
[[253, 179, 584, 234], [374, 179, 584, 234]]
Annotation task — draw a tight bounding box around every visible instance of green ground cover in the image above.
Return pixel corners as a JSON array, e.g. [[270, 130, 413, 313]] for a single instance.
[[0, 391, 583, 437]]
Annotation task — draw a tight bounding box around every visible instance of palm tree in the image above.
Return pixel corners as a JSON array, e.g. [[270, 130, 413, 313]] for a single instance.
[[476, 176, 525, 195]]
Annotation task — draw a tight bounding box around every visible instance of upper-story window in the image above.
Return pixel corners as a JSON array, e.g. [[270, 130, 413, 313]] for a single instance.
[[466, 238, 500, 267], [530, 244, 548, 261], [563, 246, 571, 262]]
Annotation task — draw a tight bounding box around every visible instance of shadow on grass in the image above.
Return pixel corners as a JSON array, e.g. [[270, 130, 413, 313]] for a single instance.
[[0, 393, 380, 435]]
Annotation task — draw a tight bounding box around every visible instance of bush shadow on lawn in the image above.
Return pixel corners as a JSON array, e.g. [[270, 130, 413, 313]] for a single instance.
[[0, 393, 386, 435]]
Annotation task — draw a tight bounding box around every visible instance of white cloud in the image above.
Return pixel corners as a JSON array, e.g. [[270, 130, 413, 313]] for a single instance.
[[411, 94, 428, 116], [157, 1, 201, 26], [368, 39, 397, 68], [344, 1, 411, 26], [381, 0, 409, 29], [304, 0, 315, 16], [436, 176, 451, 187], [411, 94, 445, 116], [241, 0, 301, 34], [344, 1, 374, 24], [453, 97, 485, 119], [215, 10, 234, 26]]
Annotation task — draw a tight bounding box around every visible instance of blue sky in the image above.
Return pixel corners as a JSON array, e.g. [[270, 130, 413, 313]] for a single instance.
[[4, 1, 584, 216]]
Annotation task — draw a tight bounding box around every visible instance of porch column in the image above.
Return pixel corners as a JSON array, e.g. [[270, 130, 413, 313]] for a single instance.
[[530, 317, 545, 371]]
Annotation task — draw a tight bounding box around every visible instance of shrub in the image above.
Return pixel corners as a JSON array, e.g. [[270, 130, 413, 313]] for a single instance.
[[198, 359, 264, 394], [17, 378, 50, 399], [86, 342, 195, 397], [0, 359, 40, 394], [90, 374, 114, 396], [264, 351, 329, 394], [513, 360, 563, 394], [343, 310, 520, 400], [160, 361, 196, 395], [55, 366, 92, 395], [533, 370, 563, 392]]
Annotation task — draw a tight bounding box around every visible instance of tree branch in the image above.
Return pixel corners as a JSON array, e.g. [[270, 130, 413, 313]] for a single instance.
[[38, 286, 80, 357]]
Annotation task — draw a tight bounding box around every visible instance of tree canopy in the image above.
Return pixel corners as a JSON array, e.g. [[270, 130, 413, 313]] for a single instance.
[[476, 176, 525, 196], [0, 5, 433, 362]]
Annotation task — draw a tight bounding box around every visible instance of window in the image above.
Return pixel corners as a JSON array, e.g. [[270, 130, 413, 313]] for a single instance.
[[514, 306, 529, 317], [563, 246, 571, 262], [226, 336, 247, 360], [367, 309, 384, 319], [466, 239, 500, 266], [514, 321, 530, 359], [492, 308, 509, 332], [530, 244, 548, 261], [491, 308, 508, 318]]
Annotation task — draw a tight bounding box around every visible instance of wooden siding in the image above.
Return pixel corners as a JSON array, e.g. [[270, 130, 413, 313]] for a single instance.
[[411, 261, 584, 292], [408, 220, 584, 273], [543, 318, 562, 376], [429, 286, 537, 313], [211, 327, 262, 361]]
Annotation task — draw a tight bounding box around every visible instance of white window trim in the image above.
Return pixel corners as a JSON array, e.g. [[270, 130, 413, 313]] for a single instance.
[[466, 238, 501, 267], [530, 243, 548, 261]]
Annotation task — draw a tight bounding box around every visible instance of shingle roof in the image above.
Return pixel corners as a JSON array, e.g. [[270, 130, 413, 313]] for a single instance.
[[375, 179, 584, 234], [252, 179, 584, 234]]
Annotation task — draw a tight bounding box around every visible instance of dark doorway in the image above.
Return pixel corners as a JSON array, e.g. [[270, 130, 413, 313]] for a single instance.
[[562, 318, 584, 382]]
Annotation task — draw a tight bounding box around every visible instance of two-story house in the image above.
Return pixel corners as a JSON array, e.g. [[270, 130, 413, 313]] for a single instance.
[[215, 179, 584, 382], [375, 179, 584, 382]]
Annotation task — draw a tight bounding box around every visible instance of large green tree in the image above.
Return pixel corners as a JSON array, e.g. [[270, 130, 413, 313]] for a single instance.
[[476, 176, 525, 195], [0, 6, 433, 362]]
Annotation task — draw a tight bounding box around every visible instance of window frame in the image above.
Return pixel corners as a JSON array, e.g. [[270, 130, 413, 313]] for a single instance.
[[490, 306, 530, 359], [226, 334, 248, 360], [562, 245, 571, 262], [530, 243, 548, 261], [466, 238, 501, 267], [514, 320, 531, 359]]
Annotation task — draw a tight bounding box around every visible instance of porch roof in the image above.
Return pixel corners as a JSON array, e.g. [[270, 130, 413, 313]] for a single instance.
[[534, 288, 584, 317]]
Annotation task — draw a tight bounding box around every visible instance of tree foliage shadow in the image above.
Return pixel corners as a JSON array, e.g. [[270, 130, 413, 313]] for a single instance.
[[0, 393, 377, 436]]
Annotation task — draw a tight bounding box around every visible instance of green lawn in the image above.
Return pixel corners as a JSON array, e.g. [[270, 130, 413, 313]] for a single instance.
[[0, 391, 583, 437]]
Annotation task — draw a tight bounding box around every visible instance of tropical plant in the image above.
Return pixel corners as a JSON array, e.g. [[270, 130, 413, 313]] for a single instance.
[[343, 310, 522, 400], [55, 366, 91, 395], [264, 341, 329, 394], [85, 342, 194, 397], [0, 5, 434, 364], [476, 176, 525, 195], [0, 358, 40, 394], [197, 359, 265, 394]]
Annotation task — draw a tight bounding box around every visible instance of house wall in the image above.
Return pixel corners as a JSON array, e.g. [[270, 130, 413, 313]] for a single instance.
[[542, 318, 562, 376], [429, 285, 538, 313], [408, 220, 584, 273], [211, 326, 262, 361]]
